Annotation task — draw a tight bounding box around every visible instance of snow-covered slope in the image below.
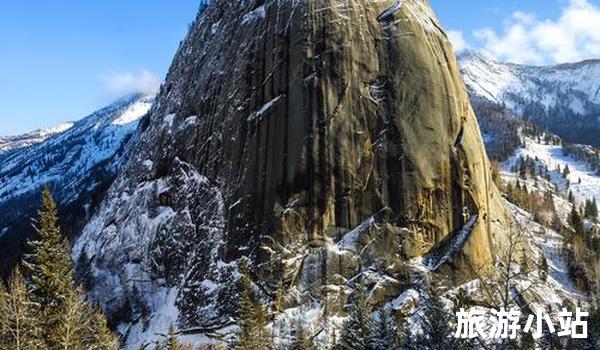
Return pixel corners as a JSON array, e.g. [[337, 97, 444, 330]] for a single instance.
[[0, 122, 74, 154], [0, 94, 153, 205], [0, 93, 153, 277], [506, 135, 600, 206], [458, 50, 600, 146]]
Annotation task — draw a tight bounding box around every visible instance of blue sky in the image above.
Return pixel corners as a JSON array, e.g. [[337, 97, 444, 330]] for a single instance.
[[431, 1, 562, 35], [431, 0, 600, 65], [0, 1, 200, 135], [2, 0, 600, 135]]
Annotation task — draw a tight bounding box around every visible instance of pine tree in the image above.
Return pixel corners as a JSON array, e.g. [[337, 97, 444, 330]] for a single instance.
[[55, 287, 89, 350], [371, 308, 400, 350], [520, 249, 529, 274], [551, 213, 563, 232], [410, 285, 474, 350], [74, 248, 95, 291], [290, 322, 316, 350], [582, 305, 600, 349], [87, 306, 120, 350], [154, 324, 189, 350], [0, 279, 8, 340], [235, 262, 271, 350], [539, 255, 548, 282], [337, 283, 373, 350], [237, 262, 255, 349], [0, 267, 44, 350], [21, 188, 120, 349], [568, 190, 575, 203], [585, 199, 593, 219], [165, 324, 181, 350], [0, 280, 6, 349], [519, 157, 528, 179], [563, 164, 571, 178], [569, 205, 584, 236], [24, 187, 74, 344]]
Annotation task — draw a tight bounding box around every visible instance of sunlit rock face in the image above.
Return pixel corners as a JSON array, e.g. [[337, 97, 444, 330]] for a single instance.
[[75, 0, 511, 346]]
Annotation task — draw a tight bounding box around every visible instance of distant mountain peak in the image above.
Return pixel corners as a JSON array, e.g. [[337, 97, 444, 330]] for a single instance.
[[0, 122, 74, 154], [458, 50, 600, 147]]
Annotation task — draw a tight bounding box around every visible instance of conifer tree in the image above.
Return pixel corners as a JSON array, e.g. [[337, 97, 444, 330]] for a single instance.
[[563, 165, 571, 178], [165, 324, 181, 350], [551, 213, 563, 232], [24, 187, 74, 343], [371, 307, 400, 350], [75, 248, 95, 291], [55, 287, 88, 350], [290, 322, 317, 350], [569, 190, 575, 203], [235, 262, 272, 350], [519, 157, 528, 179], [337, 283, 373, 350], [520, 248, 529, 274], [21, 188, 120, 350], [0, 280, 6, 349], [411, 285, 474, 350], [539, 255, 548, 282], [0, 267, 44, 350], [569, 205, 584, 236], [154, 324, 191, 350], [87, 306, 121, 350]]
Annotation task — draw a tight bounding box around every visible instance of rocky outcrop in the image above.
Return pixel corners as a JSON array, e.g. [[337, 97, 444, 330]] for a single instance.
[[74, 0, 512, 347]]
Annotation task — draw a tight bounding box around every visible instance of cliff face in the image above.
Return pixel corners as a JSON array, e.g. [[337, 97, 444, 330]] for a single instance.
[[75, 0, 511, 346]]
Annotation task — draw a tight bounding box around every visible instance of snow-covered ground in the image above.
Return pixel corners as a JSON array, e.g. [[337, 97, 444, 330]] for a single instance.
[[497, 134, 593, 307], [508, 201, 583, 302], [506, 135, 600, 206]]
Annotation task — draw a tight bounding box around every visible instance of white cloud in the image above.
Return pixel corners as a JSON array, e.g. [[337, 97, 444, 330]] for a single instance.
[[474, 0, 600, 64], [448, 30, 468, 52], [100, 70, 160, 98]]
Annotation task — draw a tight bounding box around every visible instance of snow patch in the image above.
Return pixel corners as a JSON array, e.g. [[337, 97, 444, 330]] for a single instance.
[[421, 215, 478, 271], [241, 5, 265, 25], [112, 98, 152, 126], [247, 95, 285, 122], [336, 216, 375, 252], [377, 1, 403, 22], [163, 114, 175, 128]]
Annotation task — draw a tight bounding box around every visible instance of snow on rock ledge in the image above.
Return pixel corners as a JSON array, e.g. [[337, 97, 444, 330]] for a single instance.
[[74, 158, 233, 348]]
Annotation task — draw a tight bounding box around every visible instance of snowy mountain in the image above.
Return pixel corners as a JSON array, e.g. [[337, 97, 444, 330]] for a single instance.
[[458, 49, 600, 146], [0, 93, 153, 278], [0, 122, 74, 154]]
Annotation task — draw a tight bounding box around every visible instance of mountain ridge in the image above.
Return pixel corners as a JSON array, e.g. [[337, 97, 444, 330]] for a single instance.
[[458, 49, 600, 146], [0, 93, 154, 278], [0, 122, 74, 154]]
